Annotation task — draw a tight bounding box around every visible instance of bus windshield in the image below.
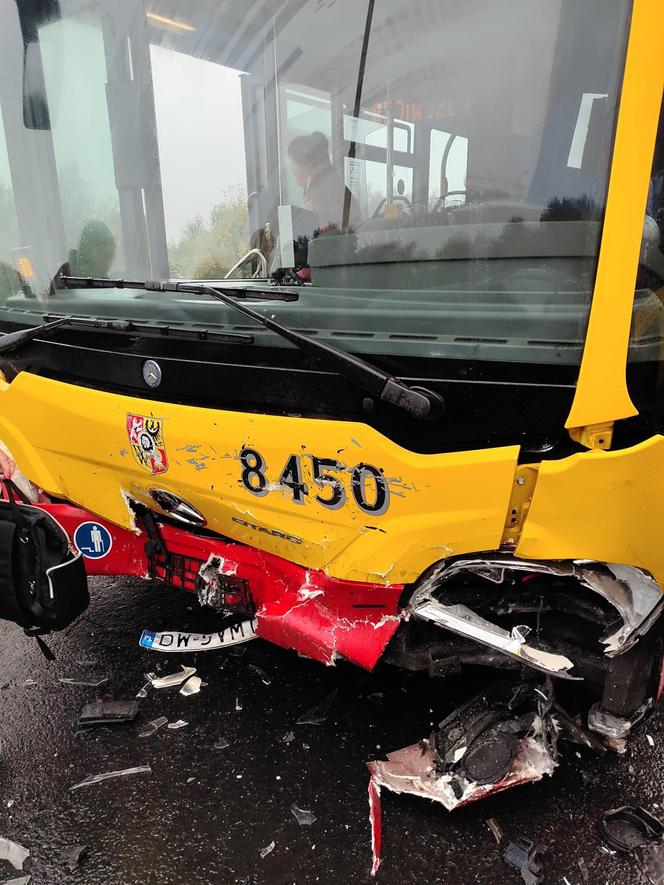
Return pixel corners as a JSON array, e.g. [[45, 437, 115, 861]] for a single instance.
[[0, 0, 632, 367]]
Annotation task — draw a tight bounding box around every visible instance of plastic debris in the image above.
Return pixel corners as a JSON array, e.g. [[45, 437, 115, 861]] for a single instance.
[[486, 818, 504, 845], [139, 716, 168, 738], [235, 696, 243, 711], [148, 666, 196, 689], [214, 738, 230, 750], [139, 620, 257, 652], [367, 692, 383, 704], [647, 734, 655, 747], [503, 838, 545, 885], [578, 857, 589, 881], [23, 679, 36, 687], [180, 676, 202, 696], [69, 765, 152, 790], [248, 664, 272, 685], [290, 804, 317, 827], [259, 841, 275, 859], [2, 877, 31, 884], [135, 683, 150, 699], [78, 701, 139, 726], [296, 689, 337, 725], [58, 676, 108, 687], [62, 844, 88, 870], [599, 806, 664, 854], [0, 837, 29, 871], [282, 731, 295, 744], [167, 720, 189, 730]]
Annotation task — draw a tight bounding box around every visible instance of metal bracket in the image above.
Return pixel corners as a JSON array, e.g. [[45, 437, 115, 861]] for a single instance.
[[568, 421, 614, 450]]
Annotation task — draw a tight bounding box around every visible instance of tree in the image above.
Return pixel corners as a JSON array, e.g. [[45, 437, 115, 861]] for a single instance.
[[168, 187, 249, 279]]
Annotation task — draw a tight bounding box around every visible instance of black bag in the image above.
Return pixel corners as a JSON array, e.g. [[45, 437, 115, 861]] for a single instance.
[[0, 479, 89, 631]]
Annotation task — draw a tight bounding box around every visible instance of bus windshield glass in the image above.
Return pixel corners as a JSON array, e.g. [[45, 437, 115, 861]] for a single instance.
[[0, 0, 632, 367]]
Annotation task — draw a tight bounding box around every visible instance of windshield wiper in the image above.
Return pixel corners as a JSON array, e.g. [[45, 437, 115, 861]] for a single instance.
[[61, 274, 299, 302], [0, 315, 75, 354], [59, 275, 444, 420]]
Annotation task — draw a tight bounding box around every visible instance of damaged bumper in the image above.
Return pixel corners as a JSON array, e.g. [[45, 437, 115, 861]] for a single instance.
[[36, 502, 404, 670], [407, 554, 664, 678]]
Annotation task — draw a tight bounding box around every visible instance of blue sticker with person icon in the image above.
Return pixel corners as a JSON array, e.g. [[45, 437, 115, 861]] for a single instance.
[[74, 521, 113, 559]]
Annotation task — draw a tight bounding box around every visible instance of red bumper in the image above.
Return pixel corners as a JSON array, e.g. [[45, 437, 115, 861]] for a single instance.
[[45, 503, 404, 670]]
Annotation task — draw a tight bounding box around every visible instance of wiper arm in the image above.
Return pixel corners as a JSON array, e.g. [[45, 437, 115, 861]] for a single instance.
[[0, 315, 74, 354], [60, 276, 444, 420], [62, 274, 299, 302]]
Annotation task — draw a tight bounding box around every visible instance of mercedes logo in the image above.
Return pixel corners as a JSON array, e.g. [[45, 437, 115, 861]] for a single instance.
[[142, 359, 162, 389]]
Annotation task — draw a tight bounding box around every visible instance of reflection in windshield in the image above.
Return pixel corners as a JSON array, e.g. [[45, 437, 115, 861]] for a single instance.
[[0, 0, 634, 367]]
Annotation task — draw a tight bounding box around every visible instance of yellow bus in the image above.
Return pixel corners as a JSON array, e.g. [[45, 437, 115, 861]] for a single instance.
[[0, 0, 663, 811]]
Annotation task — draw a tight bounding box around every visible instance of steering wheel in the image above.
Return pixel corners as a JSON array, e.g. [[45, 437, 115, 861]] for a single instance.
[[434, 190, 468, 212]]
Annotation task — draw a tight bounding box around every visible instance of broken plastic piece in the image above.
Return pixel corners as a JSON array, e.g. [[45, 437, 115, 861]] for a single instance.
[[282, 731, 295, 744], [148, 666, 196, 689], [588, 701, 649, 739], [214, 737, 230, 750], [503, 837, 545, 885], [167, 720, 188, 730], [69, 765, 152, 790], [599, 806, 664, 854], [486, 818, 504, 845], [0, 837, 29, 871], [135, 683, 150, 699], [259, 840, 275, 859], [368, 775, 382, 877], [2, 877, 31, 885], [139, 620, 257, 652], [296, 689, 337, 725], [248, 664, 272, 685], [180, 676, 202, 696], [139, 716, 168, 738], [235, 696, 242, 711], [290, 804, 317, 826], [78, 700, 139, 726], [62, 844, 88, 870], [409, 595, 576, 678], [58, 677, 108, 687]]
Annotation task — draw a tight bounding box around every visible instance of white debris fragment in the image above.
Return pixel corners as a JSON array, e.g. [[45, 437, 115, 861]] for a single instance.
[[148, 666, 196, 689], [0, 837, 29, 871], [69, 765, 152, 790], [290, 804, 317, 826], [139, 717, 168, 738], [180, 676, 202, 696], [646, 734, 655, 747], [248, 664, 272, 685], [135, 683, 150, 699], [167, 720, 189, 730], [58, 677, 109, 687], [235, 696, 242, 711], [259, 840, 275, 859], [486, 818, 503, 845], [296, 690, 337, 725]]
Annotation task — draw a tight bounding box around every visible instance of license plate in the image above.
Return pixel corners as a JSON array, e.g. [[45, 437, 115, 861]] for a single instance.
[[139, 618, 257, 652]]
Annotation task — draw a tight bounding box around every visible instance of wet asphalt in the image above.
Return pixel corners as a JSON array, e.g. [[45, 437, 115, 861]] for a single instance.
[[0, 575, 662, 885]]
